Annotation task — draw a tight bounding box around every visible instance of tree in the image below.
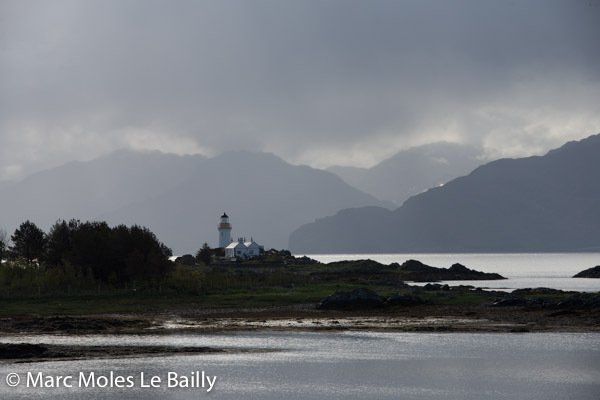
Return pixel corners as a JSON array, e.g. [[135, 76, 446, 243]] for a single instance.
[[10, 220, 47, 264], [69, 221, 113, 281], [196, 242, 212, 265], [45, 219, 80, 266], [0, 227, 8, 260]]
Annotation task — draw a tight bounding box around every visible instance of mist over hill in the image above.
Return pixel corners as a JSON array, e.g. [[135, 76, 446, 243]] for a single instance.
[[290, 134, 600, 254], [328, 142, 485, 205], [0, 150, 391, 254], [100, 151, 396, 253]]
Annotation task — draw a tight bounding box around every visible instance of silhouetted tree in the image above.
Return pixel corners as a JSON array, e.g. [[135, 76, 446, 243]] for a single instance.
[[45, 219, 80, 266], [10, 220, 47, 264], [8, 218, 173, 286], [196, 242, 212, 265], [69, 221, 113, 281]]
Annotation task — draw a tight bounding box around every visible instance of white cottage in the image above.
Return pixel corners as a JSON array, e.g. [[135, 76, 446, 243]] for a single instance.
[[225, 239, 247, 258], [225, 237, 262, 258], [244, 240, 261, 257]]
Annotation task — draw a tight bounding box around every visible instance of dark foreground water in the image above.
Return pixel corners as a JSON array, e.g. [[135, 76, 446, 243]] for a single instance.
[[2, 331, 599, 399]]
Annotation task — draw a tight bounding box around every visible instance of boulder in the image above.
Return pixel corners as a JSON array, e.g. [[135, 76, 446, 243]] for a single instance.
[[317, 287, 386, 310]]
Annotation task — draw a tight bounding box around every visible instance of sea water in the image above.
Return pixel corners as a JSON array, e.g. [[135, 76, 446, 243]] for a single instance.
[[303, 253, 600, 292], [1, 331, 599, 399]]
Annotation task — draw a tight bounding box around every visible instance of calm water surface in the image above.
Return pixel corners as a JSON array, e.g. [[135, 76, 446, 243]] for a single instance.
[[1, 331, 599, 399], [303, 253, 600, 291]]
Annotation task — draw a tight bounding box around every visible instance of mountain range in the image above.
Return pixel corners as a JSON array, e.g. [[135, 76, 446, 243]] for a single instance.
[[0, 150, 391, 254], [3, 134, 598, 255], [290, 134, 600, 253], [327, 142, 485, 205]]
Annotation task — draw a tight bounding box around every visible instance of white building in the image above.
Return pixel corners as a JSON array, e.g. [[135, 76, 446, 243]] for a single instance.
[[218, 213, 264, 258], [244, 240, 261, 257], [225, 237, 262, 258]]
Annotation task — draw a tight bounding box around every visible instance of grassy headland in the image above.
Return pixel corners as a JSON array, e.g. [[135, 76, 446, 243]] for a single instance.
[[1, 254, 598, 321]]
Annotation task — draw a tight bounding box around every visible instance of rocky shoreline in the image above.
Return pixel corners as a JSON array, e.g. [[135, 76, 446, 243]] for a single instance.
[[1, 294, 599, 335], [1, 275, 599, 363], [1, 301, 599, 363]]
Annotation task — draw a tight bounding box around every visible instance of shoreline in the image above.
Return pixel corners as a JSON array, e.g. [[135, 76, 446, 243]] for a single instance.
[[159, 302, 600, 332], [3, 303, 600, 335], [1, 302, 599, 363]]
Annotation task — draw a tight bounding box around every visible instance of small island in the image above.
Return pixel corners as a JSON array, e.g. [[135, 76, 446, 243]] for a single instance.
[[573, 266, 600, 278]]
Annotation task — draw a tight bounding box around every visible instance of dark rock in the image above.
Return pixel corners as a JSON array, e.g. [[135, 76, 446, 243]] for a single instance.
[[491, 297, 532, 307], [0, 343, 49, 359], [399, 259, 439, 273], [399, 260, 506, 282], [317, 287, 386, 310], [326, 259, 390, 274], [447, 263, 505, 280], [512, 288, 566, 296], [556, 295, 589, 307], [9, 317, 150, 333], [573, 266, 600, 278], [384, 294, 430, 307], [448, 263, 471, 273]]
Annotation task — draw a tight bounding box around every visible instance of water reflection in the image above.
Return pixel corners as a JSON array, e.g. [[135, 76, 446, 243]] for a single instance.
[[2, 331, 599, 399]]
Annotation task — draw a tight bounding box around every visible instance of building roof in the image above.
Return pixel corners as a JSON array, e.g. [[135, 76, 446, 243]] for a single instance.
[[221, 212, 229, 218]]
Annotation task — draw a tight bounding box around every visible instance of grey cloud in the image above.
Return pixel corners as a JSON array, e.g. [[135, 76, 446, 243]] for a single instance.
[[1, 0, 599, 178]]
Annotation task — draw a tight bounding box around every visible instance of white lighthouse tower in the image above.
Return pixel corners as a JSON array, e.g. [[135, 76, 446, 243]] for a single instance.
[[218, 212, 232, 248]]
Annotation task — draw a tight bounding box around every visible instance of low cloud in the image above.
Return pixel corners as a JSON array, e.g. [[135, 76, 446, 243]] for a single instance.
[[1, 0, 599, 179]]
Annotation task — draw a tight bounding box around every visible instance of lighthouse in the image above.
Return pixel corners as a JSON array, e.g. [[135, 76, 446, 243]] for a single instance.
[[218, 212, 232, 248]]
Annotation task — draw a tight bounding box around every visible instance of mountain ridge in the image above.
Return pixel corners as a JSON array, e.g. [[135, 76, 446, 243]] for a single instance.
[[327, 142, 486, 205], [290, 133, 600, 253], [0, 149, 391, 254]]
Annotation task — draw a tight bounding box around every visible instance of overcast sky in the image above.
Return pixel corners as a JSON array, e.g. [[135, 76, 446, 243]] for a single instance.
[[1, 0, 599, 180]]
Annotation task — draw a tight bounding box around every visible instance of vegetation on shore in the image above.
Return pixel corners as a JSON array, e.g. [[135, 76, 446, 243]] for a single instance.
[[1, 220, 598, 317]]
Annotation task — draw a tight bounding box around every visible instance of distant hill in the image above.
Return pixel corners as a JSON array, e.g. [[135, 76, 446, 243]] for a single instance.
[[0, 150, 391, 254], [101, 151, 393, 253], [327, 142, 485, 205], [290, 134, 600, 253], [0, 149, 205, 234]]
